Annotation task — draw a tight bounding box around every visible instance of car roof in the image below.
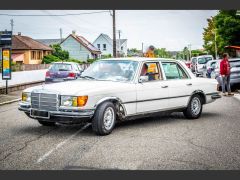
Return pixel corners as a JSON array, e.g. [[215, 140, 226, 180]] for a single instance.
[[98, 57, 179, 62], [51, 61, 78, 65], [197, 55, 213, 58]]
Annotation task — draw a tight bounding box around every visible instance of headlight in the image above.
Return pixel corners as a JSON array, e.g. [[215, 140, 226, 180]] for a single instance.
[[22, 92, 31, 102], [61, 96, 88, 107]]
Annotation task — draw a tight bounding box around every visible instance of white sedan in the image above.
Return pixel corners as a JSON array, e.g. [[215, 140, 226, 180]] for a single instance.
[[19, 58, 221, 135]]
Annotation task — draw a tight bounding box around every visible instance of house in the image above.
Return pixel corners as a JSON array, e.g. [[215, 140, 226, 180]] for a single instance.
[[11, 33, 52, 64], [36, 39, 62, 46], [60, 32, 101, 61], [93, 33, 128, 57]]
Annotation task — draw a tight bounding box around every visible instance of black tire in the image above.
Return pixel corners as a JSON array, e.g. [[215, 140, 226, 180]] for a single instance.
[[92, 101, 116, 135], [183, 94, 203, 119], [38, 120, 56, 126]]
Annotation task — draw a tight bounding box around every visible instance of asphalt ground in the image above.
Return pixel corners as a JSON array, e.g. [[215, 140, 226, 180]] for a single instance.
[[0, 94, 240, 170]]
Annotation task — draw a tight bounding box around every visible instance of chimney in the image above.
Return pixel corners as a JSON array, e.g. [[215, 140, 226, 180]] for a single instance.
[[18, 32, 21, 36], [72, 30, 76, 35]]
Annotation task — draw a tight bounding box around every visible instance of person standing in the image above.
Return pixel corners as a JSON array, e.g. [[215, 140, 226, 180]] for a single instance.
[[220, 53, 233, 96]]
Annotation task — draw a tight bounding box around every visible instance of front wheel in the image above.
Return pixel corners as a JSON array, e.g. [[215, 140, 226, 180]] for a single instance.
[[92, 102, 116, 135], [183, 94, 203, 119]]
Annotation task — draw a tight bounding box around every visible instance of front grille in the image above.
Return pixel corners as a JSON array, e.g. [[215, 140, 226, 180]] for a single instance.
[[31, 93, 58, 111]]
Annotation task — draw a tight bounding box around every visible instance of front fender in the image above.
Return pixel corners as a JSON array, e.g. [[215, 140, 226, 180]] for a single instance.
[[94, 96, 127, 117]]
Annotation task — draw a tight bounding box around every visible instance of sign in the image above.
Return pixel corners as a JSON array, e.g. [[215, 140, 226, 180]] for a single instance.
[[2, 48, 11, 80], [0, 31, 12, 47]]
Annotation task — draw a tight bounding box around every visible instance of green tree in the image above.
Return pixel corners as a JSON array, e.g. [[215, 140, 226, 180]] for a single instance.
[[154, 48, 171, 58], [203, 10, 240, 57], [50, 44, 69, 60]]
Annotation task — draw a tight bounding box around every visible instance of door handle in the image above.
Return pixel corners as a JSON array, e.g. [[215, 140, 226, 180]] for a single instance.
[[186, 83, 192, 86], [161, 85, 168, 88]]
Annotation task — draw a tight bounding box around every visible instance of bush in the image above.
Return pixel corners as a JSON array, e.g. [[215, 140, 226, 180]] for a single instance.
[[42, 55, 61, 64], [50, 44, 69, 60]]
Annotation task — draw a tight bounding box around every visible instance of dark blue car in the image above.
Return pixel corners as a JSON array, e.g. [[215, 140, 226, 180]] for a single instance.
[[45, 62, 83, 83]]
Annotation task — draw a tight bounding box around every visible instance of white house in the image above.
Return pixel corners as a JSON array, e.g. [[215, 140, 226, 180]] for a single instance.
[[93, 33, 127, 57], [60, 32, 101, 61]]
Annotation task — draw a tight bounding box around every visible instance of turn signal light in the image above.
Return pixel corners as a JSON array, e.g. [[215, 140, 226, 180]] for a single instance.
[[77, 96, 88, 107]]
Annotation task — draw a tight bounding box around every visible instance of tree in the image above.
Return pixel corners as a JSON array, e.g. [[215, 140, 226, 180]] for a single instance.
[[154, 48, 171, 58], [203, 10, 240, 57], [203, 16, 216, 57], [50, 44, 69, 60]]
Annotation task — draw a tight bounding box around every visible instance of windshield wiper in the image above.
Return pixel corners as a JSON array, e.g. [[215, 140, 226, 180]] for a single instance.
[[80, 75, 96, 80]]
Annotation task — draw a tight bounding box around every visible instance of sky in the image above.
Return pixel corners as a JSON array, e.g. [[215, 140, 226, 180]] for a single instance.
[[0, 10, 218, 51]]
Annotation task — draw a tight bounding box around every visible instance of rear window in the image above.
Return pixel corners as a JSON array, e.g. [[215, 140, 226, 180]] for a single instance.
[[50, 63, 72, 71], [198, 57, 213, 64]]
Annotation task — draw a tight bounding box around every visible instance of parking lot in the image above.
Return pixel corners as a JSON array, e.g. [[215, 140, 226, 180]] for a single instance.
[[1, 94, 240, 170]]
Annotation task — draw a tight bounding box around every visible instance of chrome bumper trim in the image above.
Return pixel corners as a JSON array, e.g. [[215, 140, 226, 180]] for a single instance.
[[18, 106, 95, 118]]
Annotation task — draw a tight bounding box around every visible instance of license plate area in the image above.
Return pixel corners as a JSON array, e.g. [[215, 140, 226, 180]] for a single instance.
[[30, 109, 50, 119]]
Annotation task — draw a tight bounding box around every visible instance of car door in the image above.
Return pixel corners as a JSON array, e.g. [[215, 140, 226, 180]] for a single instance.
[[136, 61, 169, 113], [161, 61, 194, 109]]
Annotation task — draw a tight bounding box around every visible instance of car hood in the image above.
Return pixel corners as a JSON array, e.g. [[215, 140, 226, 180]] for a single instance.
[[23, 79, 133, 95]]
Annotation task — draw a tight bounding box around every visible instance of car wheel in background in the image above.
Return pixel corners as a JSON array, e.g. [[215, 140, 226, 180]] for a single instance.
[[92, 101, 116, 135], [38, 120, 56, 126], [183, 94, 203, 119]]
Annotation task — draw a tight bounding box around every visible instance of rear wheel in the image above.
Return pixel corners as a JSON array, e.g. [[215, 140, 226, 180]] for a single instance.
[[92, 102, 116, 135], [38, 120, 56, 126], [183, 94, 203, 119]]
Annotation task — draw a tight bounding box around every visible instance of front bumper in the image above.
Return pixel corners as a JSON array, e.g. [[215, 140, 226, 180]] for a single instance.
[[18, 102, 95, 123]]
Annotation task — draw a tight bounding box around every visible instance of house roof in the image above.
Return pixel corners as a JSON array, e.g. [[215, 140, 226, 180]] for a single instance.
[[35, 39, 62, 46], [12, 35, 52, 51], [225, 45, 240, 50], [62, 34, 101, 54], [94, 33, 127, 47]]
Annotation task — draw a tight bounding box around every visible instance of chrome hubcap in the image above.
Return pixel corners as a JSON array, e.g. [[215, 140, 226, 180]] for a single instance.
[[103, 107, 115, 130], [191, 97, 201, 115]]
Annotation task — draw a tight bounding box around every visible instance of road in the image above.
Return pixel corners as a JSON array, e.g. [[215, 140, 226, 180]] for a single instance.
[[1, 95, 240, 170]]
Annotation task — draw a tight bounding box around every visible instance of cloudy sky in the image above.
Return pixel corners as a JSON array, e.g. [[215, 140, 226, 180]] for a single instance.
[[0, 10, 218, 51]]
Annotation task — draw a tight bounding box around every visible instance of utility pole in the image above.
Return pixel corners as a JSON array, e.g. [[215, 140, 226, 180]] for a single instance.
[[188, 44, 191, 61], [117, 30, 121, 57], [10, 19, 14, 32], [110, 10, 116, 58], [142, 42, 144, 57], [60, 28, 63, 42], [214, 29, 218, 59]]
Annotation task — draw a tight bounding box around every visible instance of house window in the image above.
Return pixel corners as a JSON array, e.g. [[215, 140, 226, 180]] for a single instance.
[[103, 44, 106, 51], [37, 51, 42, 59], [121, 46, 123, 50], [31, 51, 36, 60], [97, 44, 100, 50]]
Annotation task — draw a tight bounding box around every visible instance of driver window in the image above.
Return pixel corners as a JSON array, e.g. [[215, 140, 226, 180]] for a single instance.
[[140, 62, 162, 81]]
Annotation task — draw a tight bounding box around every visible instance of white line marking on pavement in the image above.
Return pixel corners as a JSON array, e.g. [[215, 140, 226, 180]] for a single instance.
[[37, 123, 90, 164], [234, 93, 240, 101]]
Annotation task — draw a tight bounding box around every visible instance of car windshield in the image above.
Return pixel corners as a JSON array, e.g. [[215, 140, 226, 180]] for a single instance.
[[80, 60, 138, 82], [50, 63, 72, 71], [198, 57, 213, 64]]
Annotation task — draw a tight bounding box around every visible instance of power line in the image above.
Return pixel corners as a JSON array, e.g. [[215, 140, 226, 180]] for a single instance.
[[0, 11, 110, 17]]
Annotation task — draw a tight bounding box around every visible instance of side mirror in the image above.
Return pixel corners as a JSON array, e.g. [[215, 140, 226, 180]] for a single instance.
[[139, 76, 149, 83]]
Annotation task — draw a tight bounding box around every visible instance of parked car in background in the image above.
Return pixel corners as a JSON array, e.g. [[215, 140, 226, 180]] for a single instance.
[[202, 60, 219, 78], [190, 57, 197, 72], [19, 58, 220, 135], [45, 62, 83, 83], [191, 55, 214, 76], [184, 61, 191, 69], [212, 58, 240, 87]]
